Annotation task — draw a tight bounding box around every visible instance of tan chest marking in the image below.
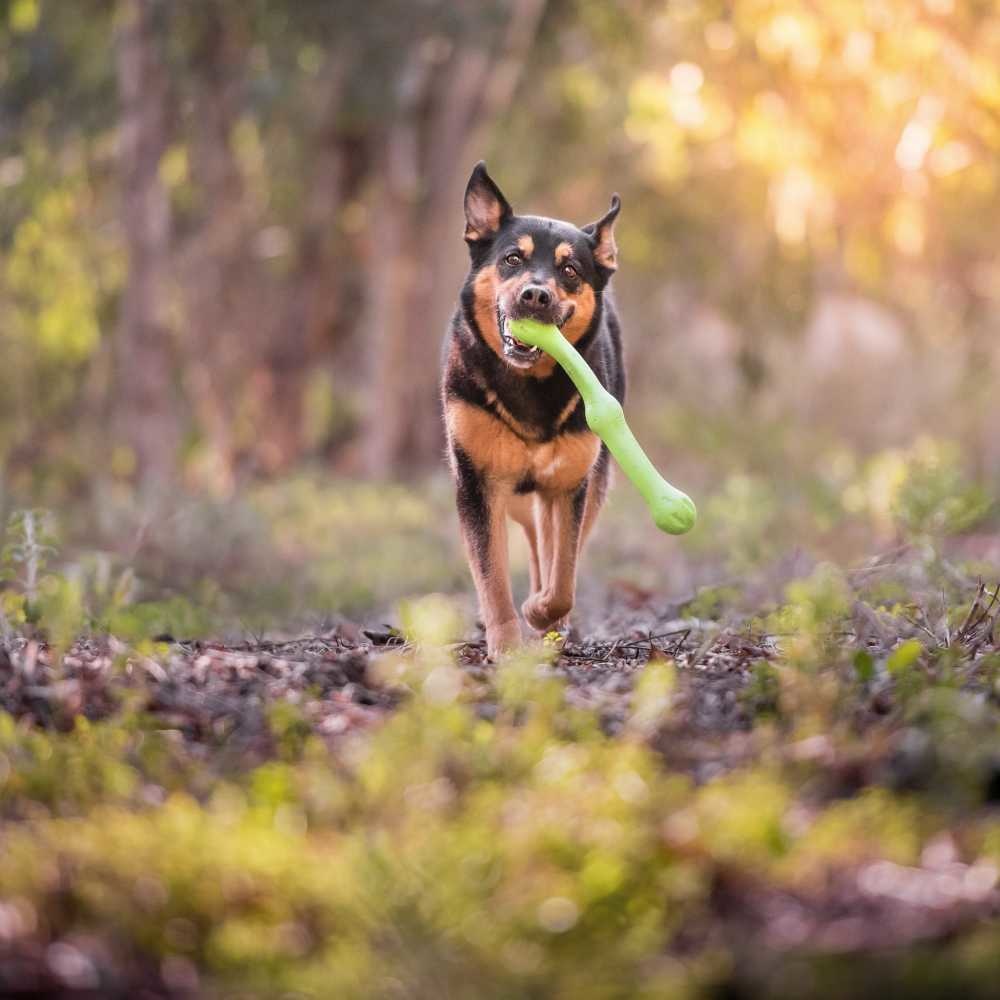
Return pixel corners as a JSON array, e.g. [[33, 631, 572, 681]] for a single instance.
[[447, 400, 600, 492], [555, 392, 581, 430]]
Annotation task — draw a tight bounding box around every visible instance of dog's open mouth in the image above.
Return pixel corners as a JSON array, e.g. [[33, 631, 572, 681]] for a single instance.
[[498, 306, 571, 368], [500, 324, 542, 365]]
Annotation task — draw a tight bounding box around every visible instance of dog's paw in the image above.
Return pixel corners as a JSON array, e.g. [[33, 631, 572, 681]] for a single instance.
[[522, 592, 572, 633], [486, 618, 523, 660]]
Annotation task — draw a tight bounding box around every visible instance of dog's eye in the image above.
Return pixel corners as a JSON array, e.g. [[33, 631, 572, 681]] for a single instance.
[[504, 252, 522, 267], [562, 264, 578, 280]]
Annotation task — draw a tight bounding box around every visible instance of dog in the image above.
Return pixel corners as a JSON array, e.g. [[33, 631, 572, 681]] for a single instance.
[[441, 162, 625, 659]]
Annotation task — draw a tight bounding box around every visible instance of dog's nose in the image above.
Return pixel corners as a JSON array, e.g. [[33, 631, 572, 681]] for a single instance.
[[519, 284, 551, 308]]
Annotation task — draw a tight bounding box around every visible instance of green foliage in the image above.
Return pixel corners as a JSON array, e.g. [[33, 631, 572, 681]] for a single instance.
[[2, 509, 57, 605], [785, 789, 924, 871], [768, 564, 852, 669], [1, 510, 86, 651], [891, 439, 994, 539], [698, 474, 779, 573], [0, 712, 196, 817], [399, 592, 463, 648], [842, 439, 994, 542], [0, 506, 213, 650], [694, 771, 791, 866], [887, 638, 924, 676], [682, 584, 742, 621], [246, 475, 468, 617], [106, 595, 210, 645], [5, 188, 103, 365], [0, 653, 701, 997], [0, 580, 998, 995], [628, 657, 676, 737], [743, 659, 782, 717], [32, 571, 85, 654]]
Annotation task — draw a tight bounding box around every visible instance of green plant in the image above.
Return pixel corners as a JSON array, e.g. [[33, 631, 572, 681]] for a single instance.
[[3, 508, 57, 612]]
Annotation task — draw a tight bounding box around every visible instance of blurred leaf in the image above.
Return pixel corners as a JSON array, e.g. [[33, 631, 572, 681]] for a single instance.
[[888, 638, 924, 675]]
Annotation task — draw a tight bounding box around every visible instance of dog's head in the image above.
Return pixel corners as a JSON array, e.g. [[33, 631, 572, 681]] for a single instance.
[[461, 161, 620, 372]]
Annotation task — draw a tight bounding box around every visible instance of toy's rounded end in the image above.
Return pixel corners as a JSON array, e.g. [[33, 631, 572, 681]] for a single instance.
[[653, 493, 697, 535]]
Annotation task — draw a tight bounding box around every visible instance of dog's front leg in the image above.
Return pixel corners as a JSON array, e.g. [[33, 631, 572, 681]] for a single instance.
[[453, 448, 522, 659], [522, 481, 587, 633]]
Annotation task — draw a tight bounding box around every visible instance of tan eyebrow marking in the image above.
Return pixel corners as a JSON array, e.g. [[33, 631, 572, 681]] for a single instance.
[[517, 235, 534, 258], [554, 241, 573, 265]]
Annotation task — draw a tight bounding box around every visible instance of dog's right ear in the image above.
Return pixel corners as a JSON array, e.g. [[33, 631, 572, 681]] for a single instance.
[[464, 161, 513, 245]]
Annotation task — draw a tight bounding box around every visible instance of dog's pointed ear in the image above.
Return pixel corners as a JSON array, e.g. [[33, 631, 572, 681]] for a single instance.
[[583, 194, 621, 274], [464, 161, 513, 244]]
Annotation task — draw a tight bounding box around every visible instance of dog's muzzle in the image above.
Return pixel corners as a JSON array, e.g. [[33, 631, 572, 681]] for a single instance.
[[497, 303, 574, 369]]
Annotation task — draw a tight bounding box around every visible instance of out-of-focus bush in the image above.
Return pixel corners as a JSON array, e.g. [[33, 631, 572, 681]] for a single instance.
[[0, 630, 997, 997]]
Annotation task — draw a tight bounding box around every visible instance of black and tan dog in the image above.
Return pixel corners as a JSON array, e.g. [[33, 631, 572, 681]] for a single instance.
[[442, 162, 625, 658]]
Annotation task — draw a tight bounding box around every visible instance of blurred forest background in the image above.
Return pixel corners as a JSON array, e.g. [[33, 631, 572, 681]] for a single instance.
[[1, 0, 998, 625]]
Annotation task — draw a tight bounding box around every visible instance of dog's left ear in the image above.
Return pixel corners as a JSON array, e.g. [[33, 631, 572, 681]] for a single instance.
[[583, 194, 621, 274], [464, 161, 513, 244]]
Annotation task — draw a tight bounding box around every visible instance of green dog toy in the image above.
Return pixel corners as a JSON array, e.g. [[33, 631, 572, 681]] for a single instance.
[[508, 318, 697, 535]]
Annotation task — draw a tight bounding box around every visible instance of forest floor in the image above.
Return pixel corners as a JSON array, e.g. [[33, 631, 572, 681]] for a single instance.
[[1, 542, 999, 997]]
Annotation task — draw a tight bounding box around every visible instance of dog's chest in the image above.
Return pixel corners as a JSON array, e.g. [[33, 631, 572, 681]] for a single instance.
[[519, 431, 601, 492], [447, 399, 600, 492]]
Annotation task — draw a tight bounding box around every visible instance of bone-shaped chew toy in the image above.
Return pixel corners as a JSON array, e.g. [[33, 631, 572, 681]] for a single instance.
[[508, 318, 697, 535]]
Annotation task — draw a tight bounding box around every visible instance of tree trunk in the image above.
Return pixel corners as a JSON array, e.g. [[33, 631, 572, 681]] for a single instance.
[[362, 0, 546, 477], [253, 52, 361, 473], [177, 0, 252, 490], [115, 0, 178, 497]]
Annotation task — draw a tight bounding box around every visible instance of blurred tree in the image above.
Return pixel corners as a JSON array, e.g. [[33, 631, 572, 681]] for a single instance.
[[1, 0, 999, 497], [359, 0, 545, 475], [500, 0, 1000, 369], [115, 0, 179, 497]]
